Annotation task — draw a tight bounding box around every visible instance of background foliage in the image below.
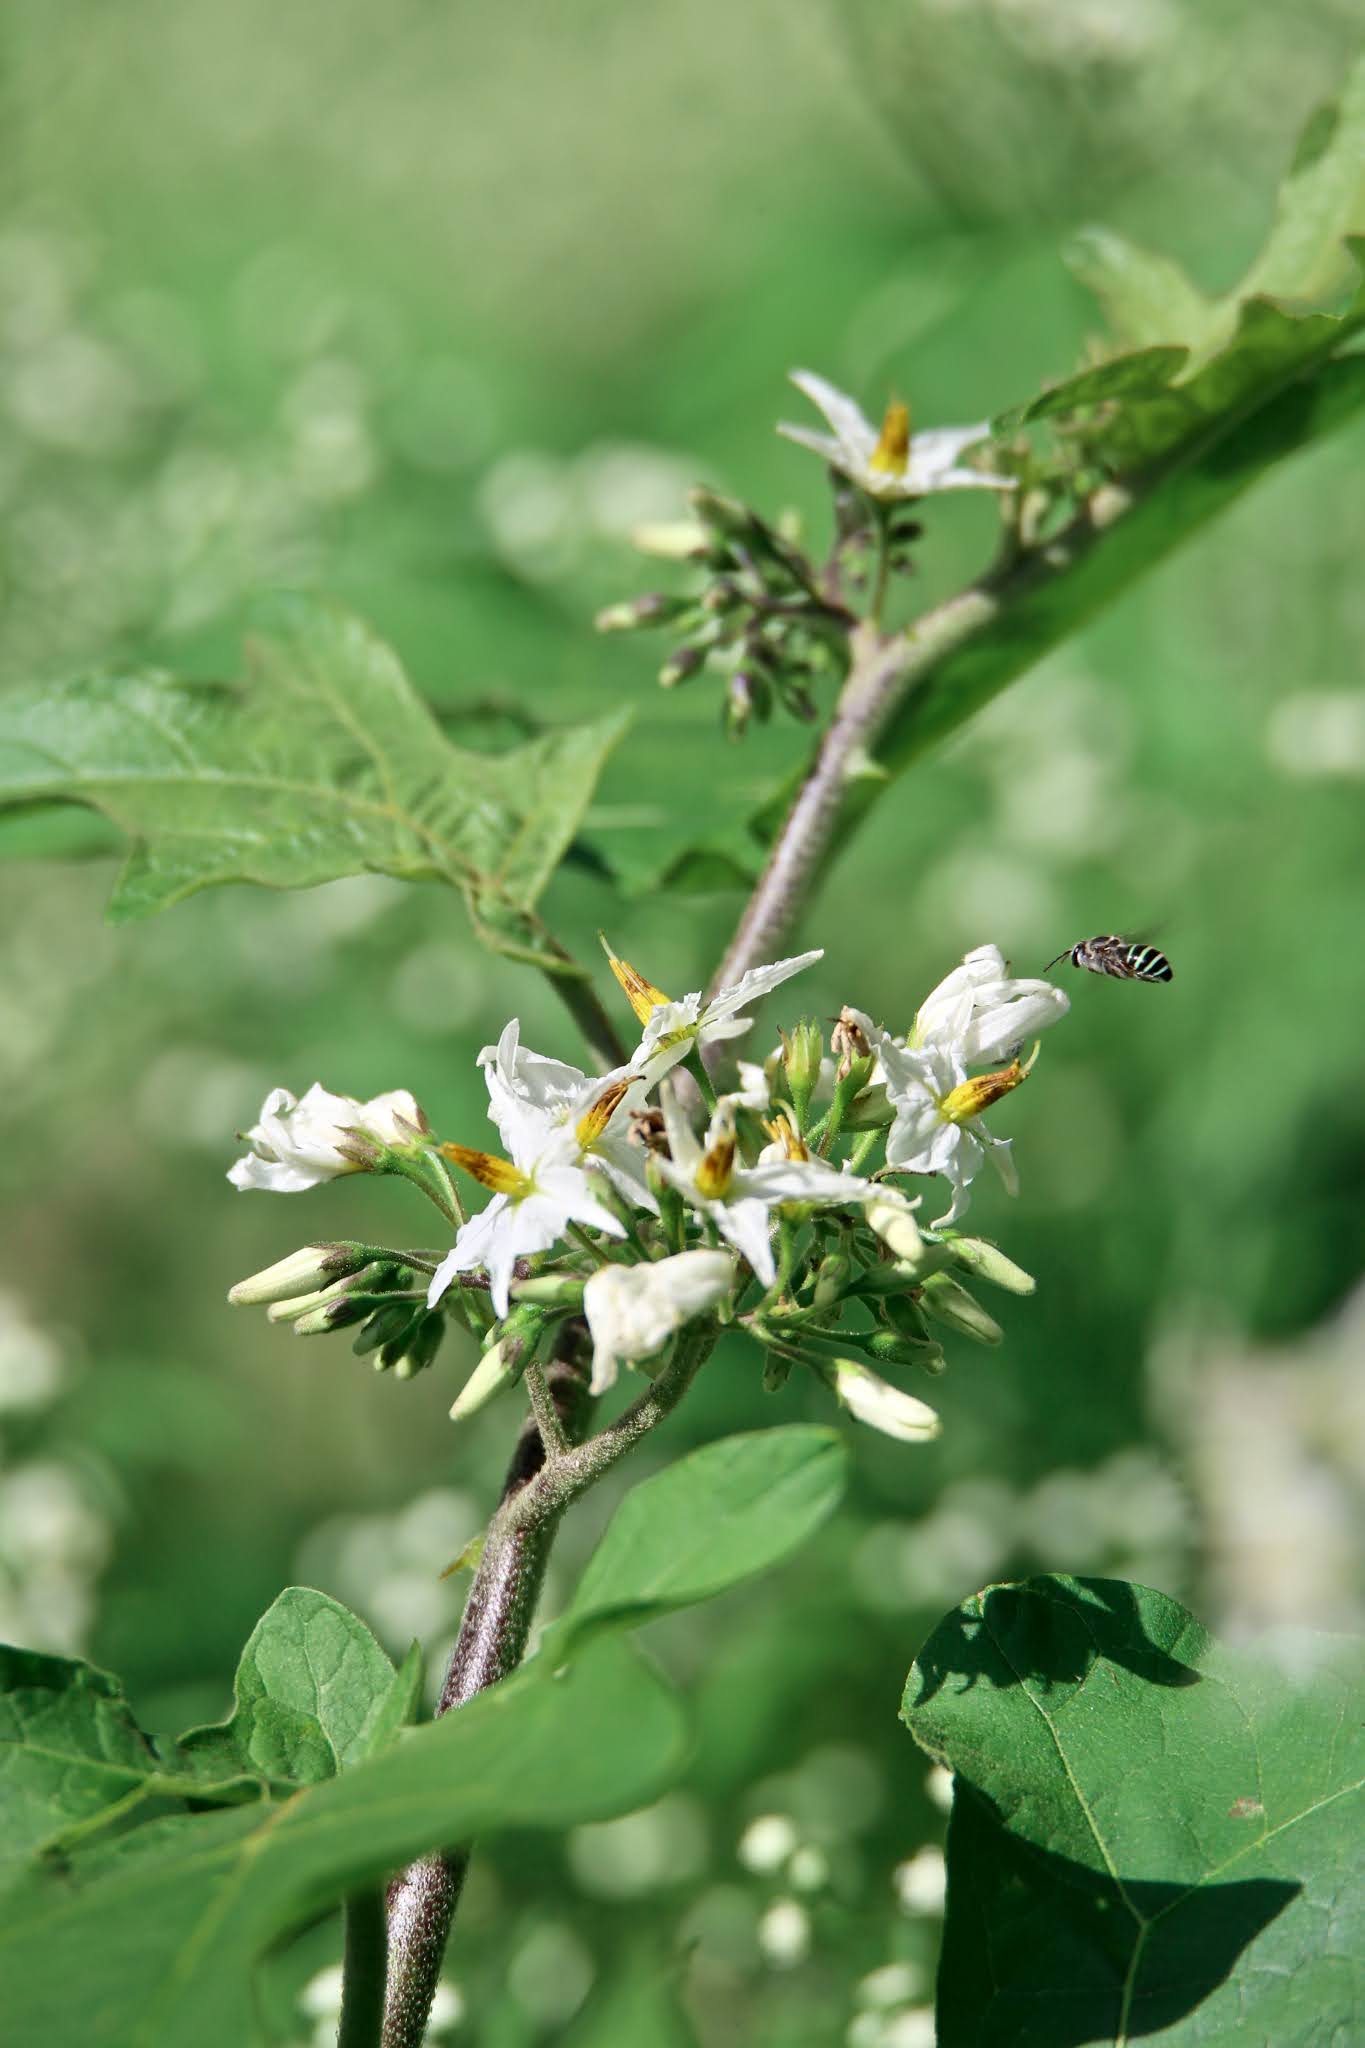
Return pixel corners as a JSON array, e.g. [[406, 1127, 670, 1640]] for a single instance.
[[2, 3, 1363, 2043]]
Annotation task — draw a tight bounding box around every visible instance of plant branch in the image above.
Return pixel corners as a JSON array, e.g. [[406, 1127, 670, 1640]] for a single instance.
[[379, 1319, 714, 2047], [381, 1331, 593, 2048], [542, 953, 628, 1071], [338, 1890, 388, 2048]]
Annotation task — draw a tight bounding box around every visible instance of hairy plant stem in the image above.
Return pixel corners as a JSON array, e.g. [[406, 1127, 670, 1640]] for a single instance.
[[380, 1322, 715, 2048], [710, 495, 1135, 993]]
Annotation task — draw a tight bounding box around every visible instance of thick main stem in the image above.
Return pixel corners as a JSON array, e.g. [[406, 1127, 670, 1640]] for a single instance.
[[381, 1339, 592, 2048], [380, 1325, 714, 2047]]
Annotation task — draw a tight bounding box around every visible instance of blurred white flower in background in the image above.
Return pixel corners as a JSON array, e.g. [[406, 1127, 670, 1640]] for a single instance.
[[294, 1488, 479, 1682], [1265, 689, 1365, 780], [1149, 1287, 1365, 1636], [893, 1846, 947, 1917], [568, 1792, 709, 1898], [0, 1292, 66, 1414], [738, 1813, 800, 1874], [757, 1896, 811, 1968]]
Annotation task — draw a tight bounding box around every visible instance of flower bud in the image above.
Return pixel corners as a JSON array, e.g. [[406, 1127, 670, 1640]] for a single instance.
[[943, 1236, 1036, 1295], [594, 592, 692, 633], [659, 644, 707, 690], [919, 1273, 1003, 1346], [816, 1356, 940, 1442], [481, 1302, 544, 1353], [781, 1019, 824, 1128], [291, 1289, 406, 1337], [266, 1262, 406, 1323], [631, 518, 710, 559], [865, 1328, 947, 1374], [353, 1300, 418, 1358], [228, 1242, 369, 1306], [511, 1273, 587, 1308], [762, 1351, 793, 1393], [449, 1333, 527, 1421], [865, 1194, 928, 1272], [811, 1251, 853, 1308], [383, 1311, 447, 1382], [880, 1293, 933, 1343]]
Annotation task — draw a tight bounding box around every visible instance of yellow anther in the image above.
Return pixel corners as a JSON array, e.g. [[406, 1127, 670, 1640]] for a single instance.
[[762, 1110, 809, 1162], [599, 933, 672, 1025], [695, 1130, 736, 1200], [441, 1144, 532, 1196], [575, 1077, 631, 1148], [938, 1043, 1039, 1126], [869, 398, 911, 475]]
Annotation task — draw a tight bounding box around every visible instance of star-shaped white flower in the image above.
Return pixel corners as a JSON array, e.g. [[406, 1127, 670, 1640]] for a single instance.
[[777, 372, 1012, 501], [872, 1034, 1029, 1227], [479, 1019, 657, 1213], [908, 944, 1068, 1062], [228, 1084, 425, 1193], [428, 1136, 625, 1318], [583, 1250, 734, 1395], [656, 1093, 870, 1286], [601, 939, 824, 1087]]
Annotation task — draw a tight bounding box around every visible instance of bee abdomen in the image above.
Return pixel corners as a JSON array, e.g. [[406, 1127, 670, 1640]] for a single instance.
[[1126, 944, 1173, 982]]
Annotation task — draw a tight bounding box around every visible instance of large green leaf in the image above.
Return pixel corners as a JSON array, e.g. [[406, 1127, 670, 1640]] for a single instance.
[[0, 1648, 166, 1873], [556, 1425, 848, 1648], [0, 1635, 686, 2048], [902, 1576, 1364, 2046], [0, 596, 626, 968], [177, 1587, 405, 1788]]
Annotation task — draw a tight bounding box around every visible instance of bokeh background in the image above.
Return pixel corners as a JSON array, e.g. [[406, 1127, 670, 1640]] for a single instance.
[[3, 3, 1364, 2043]]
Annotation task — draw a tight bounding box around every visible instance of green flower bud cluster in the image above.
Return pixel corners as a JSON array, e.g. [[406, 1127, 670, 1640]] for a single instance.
[[595, 487, 857, 740], [228, 1241, 453, 1381]]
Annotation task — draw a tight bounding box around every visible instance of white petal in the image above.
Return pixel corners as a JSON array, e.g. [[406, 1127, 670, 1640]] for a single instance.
[[706, 950, 824, 1024], [714, 1197, 776, 1286], [828, 1357, 940, 1442], [785, 371, 878, 458], [592, 1136, 661, 1215], [584, 1250, 732, 1395], [429, 1199, 508, 1308], [741, 1160, 871, 1206], [961, 983, 1069, 1062], [660, 1083, 702, 1175], [227, 1153, 326, 1194], [775, 422, 848, 467]]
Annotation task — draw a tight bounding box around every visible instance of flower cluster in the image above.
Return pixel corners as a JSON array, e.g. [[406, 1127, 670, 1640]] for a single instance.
[[227, 942, 1067, 1443], [596, 373, 1012, 740]]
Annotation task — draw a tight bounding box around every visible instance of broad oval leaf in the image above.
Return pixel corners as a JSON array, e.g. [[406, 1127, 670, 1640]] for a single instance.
[[0, 596, 626, 968], [902, 1575, 1365, 2047], [557, 1424, 848, 1647], [0, 1648, 161, 1871], [0, 1635, 686, 2048]]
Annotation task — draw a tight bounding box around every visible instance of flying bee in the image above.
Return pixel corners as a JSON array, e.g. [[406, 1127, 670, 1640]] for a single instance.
[[1044, 935, 1173, 983]]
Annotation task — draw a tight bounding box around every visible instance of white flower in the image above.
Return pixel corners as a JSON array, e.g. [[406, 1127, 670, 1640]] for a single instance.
[[429, 1138, 624, 1318], [228, 1084, 424, 1193], [602, 939, 823, 1086], [777, 371, 1012, 500], [819, 1356, 941, 1443], [656, 1094, 869, 1286], [583, 1249, 733, 1395], [480, 1019, 657, 1213], [908, 944, 1068, 1062], [874, 1034, 1027, 1227], [894, 1845, 947, 1916]]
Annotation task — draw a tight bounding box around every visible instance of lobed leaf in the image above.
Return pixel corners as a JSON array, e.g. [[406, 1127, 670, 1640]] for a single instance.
[[0, 1636, 686, 2048], [0, 596, 626, 968], [902, 1575, 1364, 2046]]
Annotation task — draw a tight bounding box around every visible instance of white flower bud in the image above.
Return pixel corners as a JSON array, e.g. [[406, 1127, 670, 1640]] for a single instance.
[[228, 1084, 426, 1194], [818, 1357, 940, 1442], [448, 1335, 522, 1421], [945, 1236, 1035, 1295], [864, 1192, 929, 1271], [227, 1243, 364, 1305], [584, 1250, 733, 1397]]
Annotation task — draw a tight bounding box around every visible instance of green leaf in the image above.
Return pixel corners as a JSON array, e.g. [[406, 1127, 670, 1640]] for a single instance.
[[1, 1636, 686, 2048], [1066, 52, 1365, 367], [360, 1639, 424, 1761], [0, 1648, 162, 1872], [0, 596, 626, 968], [902, 1576, 1365, 2046], [557, 1425, 847, 1648], [1012, 346, 1190, 425], [177, 1587, 402, 1788]]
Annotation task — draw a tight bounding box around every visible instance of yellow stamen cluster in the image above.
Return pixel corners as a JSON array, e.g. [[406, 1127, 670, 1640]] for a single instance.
[[695, 1129, 736, 1199], [441, 1144, 532, 1196], [938, 1044, 1039, 1126], [600, 935, 671, 1026], [762, 1110, 810, 1162], [869, 398, 911, 475], [575, 1077, 631, 1148]]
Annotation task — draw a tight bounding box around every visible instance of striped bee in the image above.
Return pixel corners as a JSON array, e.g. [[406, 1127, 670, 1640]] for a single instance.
[[1045, 935, 1173, 982]]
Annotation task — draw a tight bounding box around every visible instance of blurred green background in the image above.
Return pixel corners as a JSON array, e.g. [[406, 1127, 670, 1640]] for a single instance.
[[2, 3, 1364, 2042]]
